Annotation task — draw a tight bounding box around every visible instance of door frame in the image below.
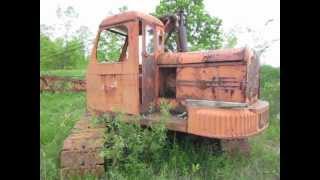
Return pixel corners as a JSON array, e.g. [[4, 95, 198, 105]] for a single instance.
[[86, 20, 140, 115], [140, 22, 158, 113]]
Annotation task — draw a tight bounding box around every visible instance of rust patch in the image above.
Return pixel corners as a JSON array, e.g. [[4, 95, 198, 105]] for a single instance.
[[199, 81, 208, 90], [230, 89, 234, 96]]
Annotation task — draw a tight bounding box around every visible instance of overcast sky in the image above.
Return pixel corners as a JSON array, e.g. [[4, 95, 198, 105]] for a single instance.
[[40, 0, 280, 67]]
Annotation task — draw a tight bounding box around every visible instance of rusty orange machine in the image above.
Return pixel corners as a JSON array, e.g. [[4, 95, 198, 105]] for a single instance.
[[60, 11, 269, 177]]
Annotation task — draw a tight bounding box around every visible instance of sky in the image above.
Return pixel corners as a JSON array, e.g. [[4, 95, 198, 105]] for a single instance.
[[40, 0, 280, 67]]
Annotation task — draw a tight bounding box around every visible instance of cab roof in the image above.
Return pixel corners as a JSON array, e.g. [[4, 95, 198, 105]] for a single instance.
[[99, 11, 164, 28]]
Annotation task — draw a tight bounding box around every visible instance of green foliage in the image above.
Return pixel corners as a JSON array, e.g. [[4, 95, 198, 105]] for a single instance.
[[40, 92, 86, 180], [118, 6, 128, 12], [98, 104, 169, 179], [260, 65, 280, 119], [40, 69, 86, 78], [154, 0, 223, 51], [224, 32, 238, 48], [40, 33, 64, 70], [64, 37, 87, 69], [41, 6, 90, 71], [41, 5, 130, 70], [40, 33, 88, 70]]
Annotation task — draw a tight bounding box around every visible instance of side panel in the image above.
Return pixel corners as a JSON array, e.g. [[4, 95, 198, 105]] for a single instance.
[[176, 64, 246, 102], [87, 67, 140, 115]]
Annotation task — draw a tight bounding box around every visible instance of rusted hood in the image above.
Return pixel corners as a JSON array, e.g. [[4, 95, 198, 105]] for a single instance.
[[157, 47, 253, 65]]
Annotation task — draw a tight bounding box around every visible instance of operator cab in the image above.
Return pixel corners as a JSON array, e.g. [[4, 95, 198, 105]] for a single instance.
[[87, 11, 165, 115]]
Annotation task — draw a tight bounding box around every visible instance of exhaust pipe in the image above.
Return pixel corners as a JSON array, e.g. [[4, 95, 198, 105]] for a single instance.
[[177, 10, 188, 52]]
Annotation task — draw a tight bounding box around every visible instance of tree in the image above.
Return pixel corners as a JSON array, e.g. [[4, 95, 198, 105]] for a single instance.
[[226, 19, 279, 58], [65, 37, 86, 69], [56, 6, 80, 69], [40, 24, 55, 37], [40, 33, 65, 70], [119, 6, 128, 12], [41, 6, 89, 70], [222, 30, 237, 48], [56, 5, 79, 40], [154, 0, 223, 51], [74, 26, 93, 56], [40, 31, 87, 70]]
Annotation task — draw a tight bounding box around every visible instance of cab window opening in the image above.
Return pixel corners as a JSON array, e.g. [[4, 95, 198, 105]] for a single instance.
[[145, 25, 154, 54], [96, 25, 128, 63]]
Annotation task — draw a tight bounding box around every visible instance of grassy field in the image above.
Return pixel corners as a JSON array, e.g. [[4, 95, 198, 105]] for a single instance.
[[40, 69, 86, 78], [40, 65, 280, 180], [40, 92, 86, 179]]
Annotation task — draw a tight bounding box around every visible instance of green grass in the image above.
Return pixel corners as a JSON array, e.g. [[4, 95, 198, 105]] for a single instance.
[[40, 69, 86, 78], [40, 92, 86, 180], [40, 65, 280, 180]]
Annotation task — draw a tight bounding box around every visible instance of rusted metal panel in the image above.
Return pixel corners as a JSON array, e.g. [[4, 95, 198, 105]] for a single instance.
[[176, 64, 246, 81], [176, 64, 246, 103], [86, 73, 108, 112], [187, 100, 269, 139], [87, 63, 125, 75], [157, 48, 245, 65], [87, 74, 139, 114]]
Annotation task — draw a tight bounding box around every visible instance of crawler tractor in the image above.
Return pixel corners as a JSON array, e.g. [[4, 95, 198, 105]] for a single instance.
[[60, 11, 269, 177]]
